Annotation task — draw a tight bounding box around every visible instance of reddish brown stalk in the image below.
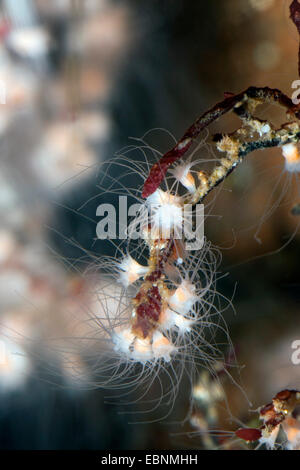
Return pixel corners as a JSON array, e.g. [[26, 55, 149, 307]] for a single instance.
[[235, 428, 262, 442], [131, 239, 174, 339]]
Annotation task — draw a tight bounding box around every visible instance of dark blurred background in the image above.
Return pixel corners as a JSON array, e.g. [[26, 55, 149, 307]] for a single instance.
[[0, 0, 299, 449]]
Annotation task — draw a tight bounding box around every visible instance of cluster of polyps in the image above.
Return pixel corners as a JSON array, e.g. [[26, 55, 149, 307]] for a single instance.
[[235, 389, 300, 450], [106, 158, 219, 366], [112, 241, 213, 363]]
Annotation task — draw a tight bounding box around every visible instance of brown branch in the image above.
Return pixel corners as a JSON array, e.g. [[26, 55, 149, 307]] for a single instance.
[[142, 87, 300, 199], [236, 389, 300, 446]]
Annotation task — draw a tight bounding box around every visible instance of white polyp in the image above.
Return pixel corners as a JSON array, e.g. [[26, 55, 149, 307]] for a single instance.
[[282, 417, 300, 450], [281, 143, 300, 173], [173, 312, 194, 333], [158, 308, 176, 330], [112, 327, 135, 355], [118, 255, 148, 287], [151, 331, 176, 362], [112, 327, 176, 363], [160, 307, 194, 334], [169, 162, 196, 193], [168, 280, 198, 316], [146, 189, 183, 236], [131, 337, 153, 362], [259, 426, 280, 450]]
